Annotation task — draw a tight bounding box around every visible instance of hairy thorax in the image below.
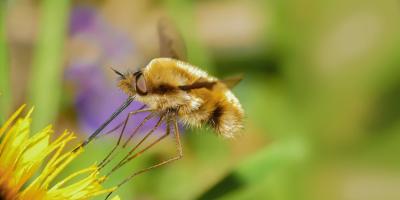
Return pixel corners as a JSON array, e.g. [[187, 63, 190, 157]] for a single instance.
[[137, 58, 214, 111], [119, 58, 244, 138]]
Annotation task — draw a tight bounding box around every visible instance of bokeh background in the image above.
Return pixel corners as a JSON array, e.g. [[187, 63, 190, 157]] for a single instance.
[[1, 0, 400, 200]]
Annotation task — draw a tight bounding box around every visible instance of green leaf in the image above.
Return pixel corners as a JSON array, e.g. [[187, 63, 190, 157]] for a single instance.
[[198, 138, 310, 200]]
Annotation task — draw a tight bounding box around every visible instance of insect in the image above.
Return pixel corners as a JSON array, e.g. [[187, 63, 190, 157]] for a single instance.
[[74, 18, 244, 199]]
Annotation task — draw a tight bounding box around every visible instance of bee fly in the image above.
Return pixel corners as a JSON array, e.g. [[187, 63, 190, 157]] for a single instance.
[[74, 18, 244, 198]]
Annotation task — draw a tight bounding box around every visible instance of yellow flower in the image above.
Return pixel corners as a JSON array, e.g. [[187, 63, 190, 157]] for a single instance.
[[0, 105, 117, 200]]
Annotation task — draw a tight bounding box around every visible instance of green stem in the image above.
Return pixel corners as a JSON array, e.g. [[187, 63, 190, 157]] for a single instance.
[[0, 1, 11, 123], [29, 0, 70, 131]]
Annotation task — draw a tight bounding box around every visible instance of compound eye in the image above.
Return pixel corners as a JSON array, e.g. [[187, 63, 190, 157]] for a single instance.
[[135, 72, 148, 95]]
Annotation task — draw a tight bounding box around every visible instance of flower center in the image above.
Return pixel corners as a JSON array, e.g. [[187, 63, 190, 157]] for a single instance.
[[0, 183, 14, 200], [0, 187, 7, 200]]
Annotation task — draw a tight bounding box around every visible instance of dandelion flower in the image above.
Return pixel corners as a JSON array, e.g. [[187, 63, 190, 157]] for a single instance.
[[0, 105, 117, 200]]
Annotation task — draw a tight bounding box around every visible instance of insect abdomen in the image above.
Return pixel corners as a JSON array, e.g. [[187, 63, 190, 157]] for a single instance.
[[207, 100, 243, 138], [178, 84, 244, 138]]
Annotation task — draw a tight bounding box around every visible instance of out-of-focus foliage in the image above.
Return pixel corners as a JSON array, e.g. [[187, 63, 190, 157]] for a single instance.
[[2, 0, 400, 200], [0, 1, 11, 123], [29, 0, 70, 131]]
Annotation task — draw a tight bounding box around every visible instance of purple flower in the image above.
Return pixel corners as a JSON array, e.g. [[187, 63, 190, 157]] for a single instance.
[[69, 7, 98, 35], [66, 6, 165, 138]]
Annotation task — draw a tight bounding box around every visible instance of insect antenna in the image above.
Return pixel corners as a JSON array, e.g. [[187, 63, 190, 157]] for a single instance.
[[73, 96, 134, 152], [104, 115, 183, 200], [110, 67, 125, 79]]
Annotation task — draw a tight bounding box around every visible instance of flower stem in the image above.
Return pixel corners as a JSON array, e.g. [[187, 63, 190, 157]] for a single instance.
[[29, 0, 70, 131], [0, 1, 11, 123]]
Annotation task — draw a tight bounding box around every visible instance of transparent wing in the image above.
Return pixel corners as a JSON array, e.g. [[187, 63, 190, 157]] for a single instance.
[[221, 74, 244, 89], [158, 18, 187, 61]]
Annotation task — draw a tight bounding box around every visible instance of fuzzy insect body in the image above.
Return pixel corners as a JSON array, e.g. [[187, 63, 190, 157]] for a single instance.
[[118, 57, 244, 138], [78, 20, 245, 199]]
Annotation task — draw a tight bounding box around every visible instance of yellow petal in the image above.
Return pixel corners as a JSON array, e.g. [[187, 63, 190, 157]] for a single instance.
[[0, 104, 25, 138], [1, 106, 115, 200], [111, 195, 121, 200]]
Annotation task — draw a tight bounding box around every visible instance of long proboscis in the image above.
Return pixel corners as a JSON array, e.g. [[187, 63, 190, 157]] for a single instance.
[[73, 96, 135, 152]]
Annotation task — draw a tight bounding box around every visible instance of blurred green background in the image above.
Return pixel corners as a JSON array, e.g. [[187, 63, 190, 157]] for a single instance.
[[1, 0, 400, 200]]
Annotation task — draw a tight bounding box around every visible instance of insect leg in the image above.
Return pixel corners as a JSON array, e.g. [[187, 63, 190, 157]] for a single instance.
[[73, 97, 134, 152], [104, 115, 183, 200], [98, 108, 154, 169], [105, 114, 166, 177], [98, 105, 147, 139], [122, 111, 157, 148], [99, 112, 157, 169]]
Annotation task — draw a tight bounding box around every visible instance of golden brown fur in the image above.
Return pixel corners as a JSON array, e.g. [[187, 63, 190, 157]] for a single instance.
[[118, 58, 244, 138]]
